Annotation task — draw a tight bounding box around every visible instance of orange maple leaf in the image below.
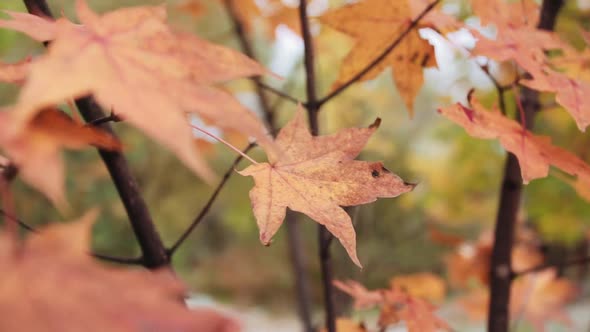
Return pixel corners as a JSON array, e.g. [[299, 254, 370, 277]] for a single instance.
[[0, 108, 121, 207], [457, 269, 577, 332], [0, 210, 240, 332], [438, 97, 590, 199], [390, 272, 446, 303], [511, 269, 577, 331], [521, 69, 590, 131], [335, 279, 450, 332], [239, 107, 415, 267], [0, 0, 273, 181], [472, 0, 540, 30], [320, 0, 437, 117]]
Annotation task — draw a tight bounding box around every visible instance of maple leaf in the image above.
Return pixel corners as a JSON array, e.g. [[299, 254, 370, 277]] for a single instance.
[[320, 318, 367, 332], [457, 270, 577, 332], [438, 97, 590, 198], [335, 279, 450, 332], [521, 68, 590, 131], [0, 0, 273, 181], [390, 272, 446, 303], [239, 107, 414, 267], [0, 210, 240, 332], [0, 108, 121, 207], [511, 269, 577, 331], [320, 0, 437, 116], [445, 228, 544, 288], [472, 0, 540, 30]]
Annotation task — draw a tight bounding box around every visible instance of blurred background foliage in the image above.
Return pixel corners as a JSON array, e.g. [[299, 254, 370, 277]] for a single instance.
[[0, 0, 589, 315]]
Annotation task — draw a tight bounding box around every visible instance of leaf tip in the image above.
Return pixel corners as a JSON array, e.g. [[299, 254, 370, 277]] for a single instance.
[[369, 118, 381, 129], [404, 181, 418, 190]]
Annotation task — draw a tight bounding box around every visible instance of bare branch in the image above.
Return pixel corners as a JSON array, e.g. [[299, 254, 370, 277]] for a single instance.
[[168, 143, 255, 255], [23, 0, 169, 269], [514, 255, 590, 278], [257, 82, 301, 105]]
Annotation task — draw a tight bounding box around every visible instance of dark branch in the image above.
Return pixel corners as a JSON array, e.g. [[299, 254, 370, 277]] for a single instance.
[[257, 82, 301, 105], [0, 208, 36, 232], [23, 0, 169, 269], [514, 255, 590, 277], [88, 112, 122, 126], [223, 0, 276, 129], [91, 253, 144, 265], [7, 209, 145, 265], [487, 1, 563, 331], [168, 143, 255, 255], [298, 1, 336, 331], [316, 0, 441, 107]]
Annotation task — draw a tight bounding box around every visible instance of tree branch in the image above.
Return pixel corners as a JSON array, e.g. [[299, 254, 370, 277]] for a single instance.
[[298, 1, 337, 331], [0, 208, 36, 232], [23, 0, 169, 269], [223, 0, 276, 130], [487, 1, 563, 331], [168, 143, 255, 255], [91, 253, 144, 265], [257, 82, 301, 105], [6, 208, 144, 265], [316, 0, 441, 107], [514, 255, 590, 277]]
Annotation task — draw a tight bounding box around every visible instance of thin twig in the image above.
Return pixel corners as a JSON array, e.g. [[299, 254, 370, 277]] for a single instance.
[[168, 143, 255, 255], [514, 255, 590, 278], [6, 209, 144, 265], [0, 208, 36, 232], [223, 0, 275, 129], [257, 82, 301, 105], [91, 253, 144, 265], [316, 0, 441, 107], [24, 0, 169, 269], [88, 112, 122, 126]]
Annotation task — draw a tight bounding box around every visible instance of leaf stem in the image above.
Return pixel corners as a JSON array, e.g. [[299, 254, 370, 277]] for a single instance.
[[189, 124, 258, 165], [168, 143, 255, 255], [316, 0, 441, 107]]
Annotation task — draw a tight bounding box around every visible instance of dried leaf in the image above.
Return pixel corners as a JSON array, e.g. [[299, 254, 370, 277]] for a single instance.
[[320, 0, 437, 116], [521, 69, 590, 131], [0, 211, 240, 332], [458, 269, 577, 332], [0, 0, 273, 182], [390, 272, 446, 303], [320, 318, 367, 332], [472, 0, 539, 29], [511, 269, 577, 331], [335, 279, 450, 332], [239, 107, 414, 267], [438, 98, 590, 196], [0, 108, 121, 207]]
